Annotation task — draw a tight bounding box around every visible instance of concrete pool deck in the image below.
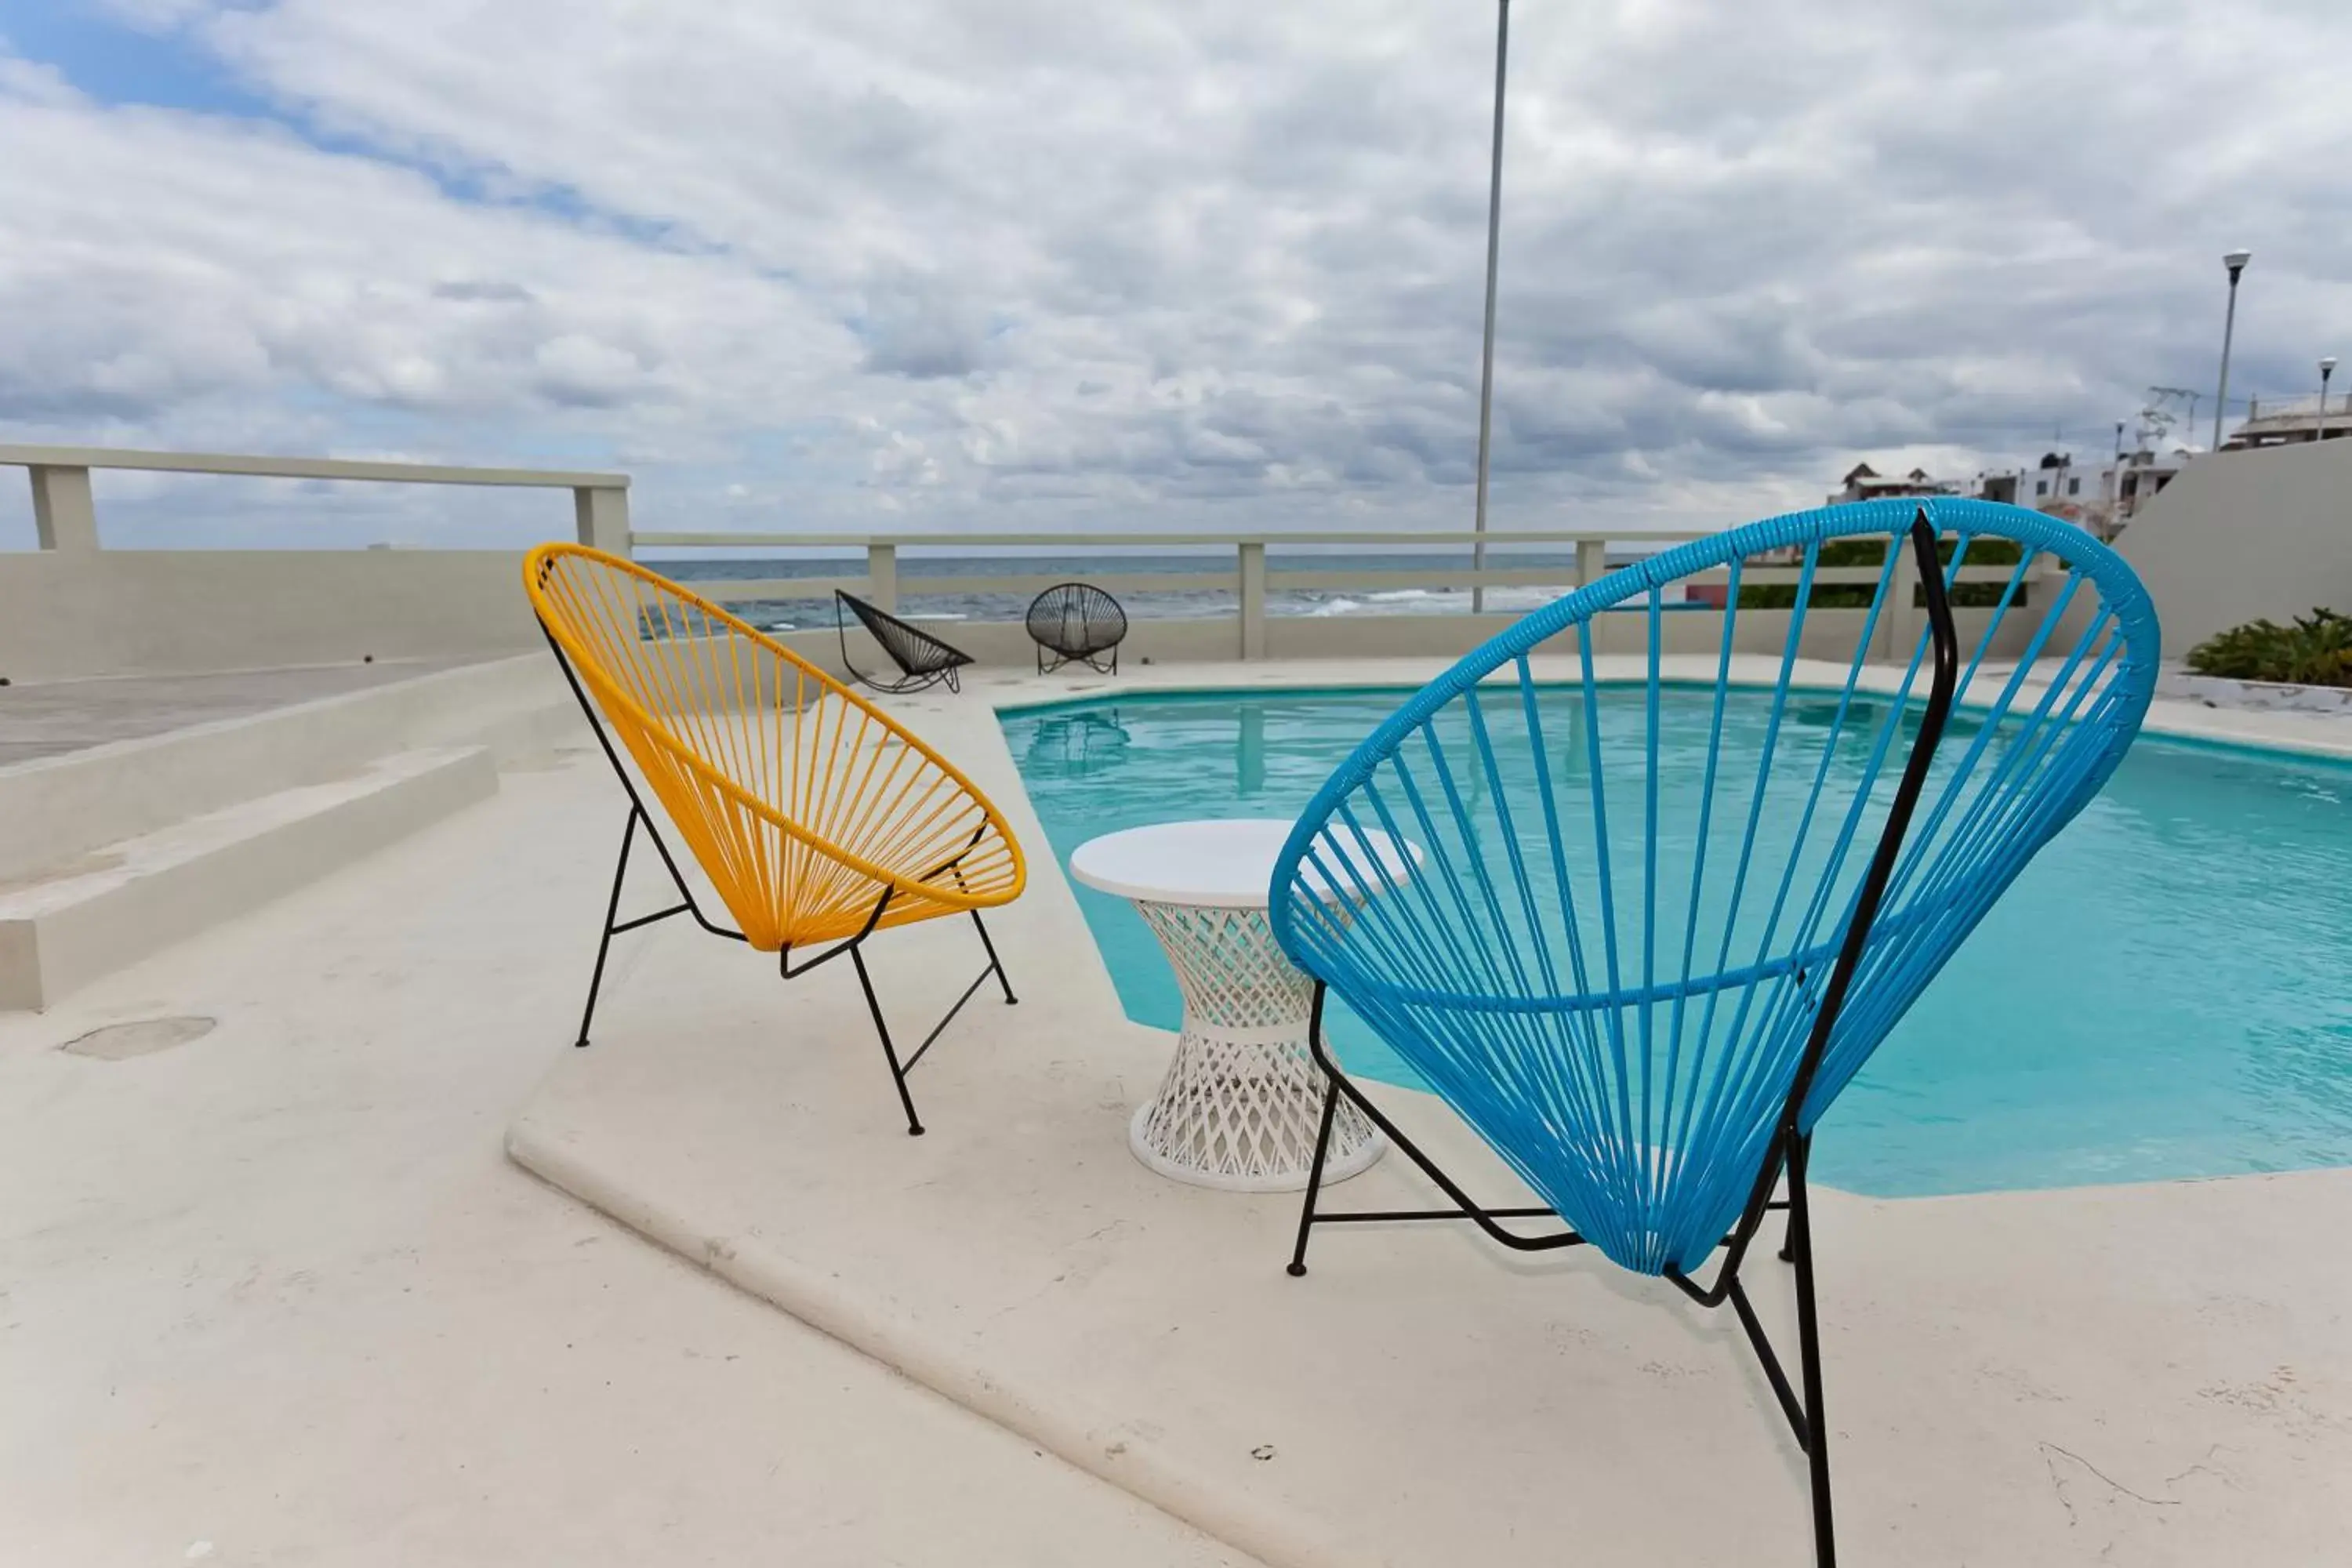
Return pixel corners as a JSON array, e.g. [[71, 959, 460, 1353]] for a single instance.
[[510, 655, 2352, 1566], [0, 711, 1252, 1566], [6, 652, 2349, 1565]]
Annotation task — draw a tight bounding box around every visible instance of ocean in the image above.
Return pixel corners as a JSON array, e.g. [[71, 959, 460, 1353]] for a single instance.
[[659, 550, 1618, 633]]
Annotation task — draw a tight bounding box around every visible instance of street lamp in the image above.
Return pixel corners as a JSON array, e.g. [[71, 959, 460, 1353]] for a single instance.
[[1471, 0, 1511, 615], [2212, 249, 2251, 450], [2322, 356, 2339, 444]]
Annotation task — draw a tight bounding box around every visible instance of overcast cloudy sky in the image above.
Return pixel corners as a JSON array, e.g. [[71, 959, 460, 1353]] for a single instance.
[[2, 0, 2349, 549]]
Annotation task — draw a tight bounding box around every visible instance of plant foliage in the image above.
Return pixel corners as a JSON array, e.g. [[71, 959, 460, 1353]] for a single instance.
[[2186, 609, 2352, 688], [1737, 535, 2027, 610]]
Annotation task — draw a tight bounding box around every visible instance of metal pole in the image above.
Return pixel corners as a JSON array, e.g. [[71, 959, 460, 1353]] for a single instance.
[[2109, 420, 2124, 535], [2212, 250, 2250, 451], [1471, 0, 1510, 615], [2321, 358, 2337, 444]]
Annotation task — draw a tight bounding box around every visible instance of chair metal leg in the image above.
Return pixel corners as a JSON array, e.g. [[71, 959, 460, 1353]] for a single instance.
[[575, 808, 640, 1048], [1787, 1135, 1836, 1567], [1283, 984, 1573, 1259], [1281, 1006, 1841, 1562], [799, 902, 1009, 1138], [971, 910, 1018, 1004], [849, 944, 926, 1137], [1286, 1077, 1342, 1276]]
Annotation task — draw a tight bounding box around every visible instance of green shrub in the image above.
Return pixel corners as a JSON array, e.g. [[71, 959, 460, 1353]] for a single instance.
[[2186, 609, 2352, 687], [1802, 537, 2026, 568], [1736, 535, 2028, 610]]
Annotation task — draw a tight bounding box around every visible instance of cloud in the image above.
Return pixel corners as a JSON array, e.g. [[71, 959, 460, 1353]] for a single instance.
[[3, 0, 2351, 549]]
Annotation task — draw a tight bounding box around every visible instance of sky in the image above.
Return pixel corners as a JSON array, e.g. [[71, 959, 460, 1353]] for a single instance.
[[2, 0, 2350, 550]]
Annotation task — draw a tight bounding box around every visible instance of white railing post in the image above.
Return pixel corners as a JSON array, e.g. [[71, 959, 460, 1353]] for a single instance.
[[1573, 537, 1610, 653], [1238, 541, 1268, 660], [866, 543, 898, 612], [572, 484, 631, 554], [1882, 535, 1920, 664], [29, 465, 99, 554]]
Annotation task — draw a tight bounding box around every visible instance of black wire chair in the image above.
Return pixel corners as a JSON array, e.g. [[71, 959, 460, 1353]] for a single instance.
[[835, 590, 975, 695], [1025, 582, 1128, 675]]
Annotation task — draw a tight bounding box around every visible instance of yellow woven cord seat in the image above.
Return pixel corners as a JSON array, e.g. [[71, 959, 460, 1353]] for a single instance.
[[525, 543, 1026, 1134]]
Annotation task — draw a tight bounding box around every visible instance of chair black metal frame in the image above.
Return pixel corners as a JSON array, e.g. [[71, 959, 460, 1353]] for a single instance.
[[541, 624, 1018, 1136], [1280, 514, 1962, 1568], [524, 546, 1025, 1138], [1025, 581, 1128, 675], [836, 590, 975, 694]]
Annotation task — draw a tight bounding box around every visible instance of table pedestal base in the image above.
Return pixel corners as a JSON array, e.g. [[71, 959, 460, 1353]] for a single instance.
[[1127, 901, 1384, 1192]]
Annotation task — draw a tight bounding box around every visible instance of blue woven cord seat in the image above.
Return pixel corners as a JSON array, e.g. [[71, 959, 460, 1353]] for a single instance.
[[1267, 497, 2157, 1566]]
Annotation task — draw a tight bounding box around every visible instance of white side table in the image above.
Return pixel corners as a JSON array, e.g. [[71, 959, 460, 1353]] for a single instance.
[[1069, 818, 1409, 1192]]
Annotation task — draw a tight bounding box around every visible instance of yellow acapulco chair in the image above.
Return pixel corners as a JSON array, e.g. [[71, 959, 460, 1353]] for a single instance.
[[524, 544, 1027, 1135]]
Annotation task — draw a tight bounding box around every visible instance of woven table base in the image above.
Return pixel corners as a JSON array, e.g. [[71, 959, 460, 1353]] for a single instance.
[[1129, 899, 1383, 1192]]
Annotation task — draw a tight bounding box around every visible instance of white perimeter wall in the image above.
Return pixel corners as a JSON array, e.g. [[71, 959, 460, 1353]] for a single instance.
[[0, 551, 539, 682], [2117, 437, 2352, 657], [2, 550, 2054, 684]]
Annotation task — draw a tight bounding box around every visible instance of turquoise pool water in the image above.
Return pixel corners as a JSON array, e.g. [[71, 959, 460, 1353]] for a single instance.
[[1002, 688, 2352, 1199]]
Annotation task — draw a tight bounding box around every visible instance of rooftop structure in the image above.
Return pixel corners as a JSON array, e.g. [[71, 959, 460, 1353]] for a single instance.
[[1824, 462, 1958, 506], [1832, 448, 2183, 546], [2221, 393, 2351, 450]]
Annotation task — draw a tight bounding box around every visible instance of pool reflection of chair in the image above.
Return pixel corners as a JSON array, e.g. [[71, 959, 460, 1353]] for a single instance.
[[526, 546, 1026, 1136], [1269, 499, 2158, 1567], [1021, 710, 1131, 779]]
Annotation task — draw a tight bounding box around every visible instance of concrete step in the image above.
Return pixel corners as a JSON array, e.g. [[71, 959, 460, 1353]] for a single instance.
[[0, 746, 497, 1011], [0, 654, 580, 890]]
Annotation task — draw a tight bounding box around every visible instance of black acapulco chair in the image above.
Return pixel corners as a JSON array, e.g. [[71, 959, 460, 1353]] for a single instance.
[[835, 590, 976, 695], [1025, 582, 1128, 675]]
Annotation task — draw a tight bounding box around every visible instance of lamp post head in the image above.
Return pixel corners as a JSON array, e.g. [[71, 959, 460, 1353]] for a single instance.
[[2223, 249, 2252, 281], [2324, 357, 2339, 377]]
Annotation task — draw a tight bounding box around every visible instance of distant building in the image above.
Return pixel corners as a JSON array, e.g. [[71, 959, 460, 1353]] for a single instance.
[[1825, 463, 1961, 507], [1826, 449, 2168, 544], [1974, 452, 2096, 507], [2114, 448, 2186, 528], [1976, 453, 2132, 540], [2221, 394, 2350, 450]]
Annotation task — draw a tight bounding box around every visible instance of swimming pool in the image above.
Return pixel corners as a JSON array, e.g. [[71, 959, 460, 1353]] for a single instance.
[[1002, 687, 2352, 1199]]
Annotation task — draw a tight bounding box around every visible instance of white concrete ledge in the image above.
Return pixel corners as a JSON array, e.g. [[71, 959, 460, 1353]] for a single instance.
[[507, 1117, 1366, 1568], [0, 443, 626, 488], [1, 746, 497, 1010], [2161, 669, 2352, 717], [0, 655, 578, 885]]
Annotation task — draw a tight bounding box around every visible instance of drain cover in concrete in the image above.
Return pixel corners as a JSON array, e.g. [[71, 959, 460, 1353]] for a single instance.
[[60, 1016, 217, 1060]]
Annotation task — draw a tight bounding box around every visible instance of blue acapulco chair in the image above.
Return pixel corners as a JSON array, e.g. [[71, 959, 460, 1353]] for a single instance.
[[1267, 498, 2158, 1568]]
